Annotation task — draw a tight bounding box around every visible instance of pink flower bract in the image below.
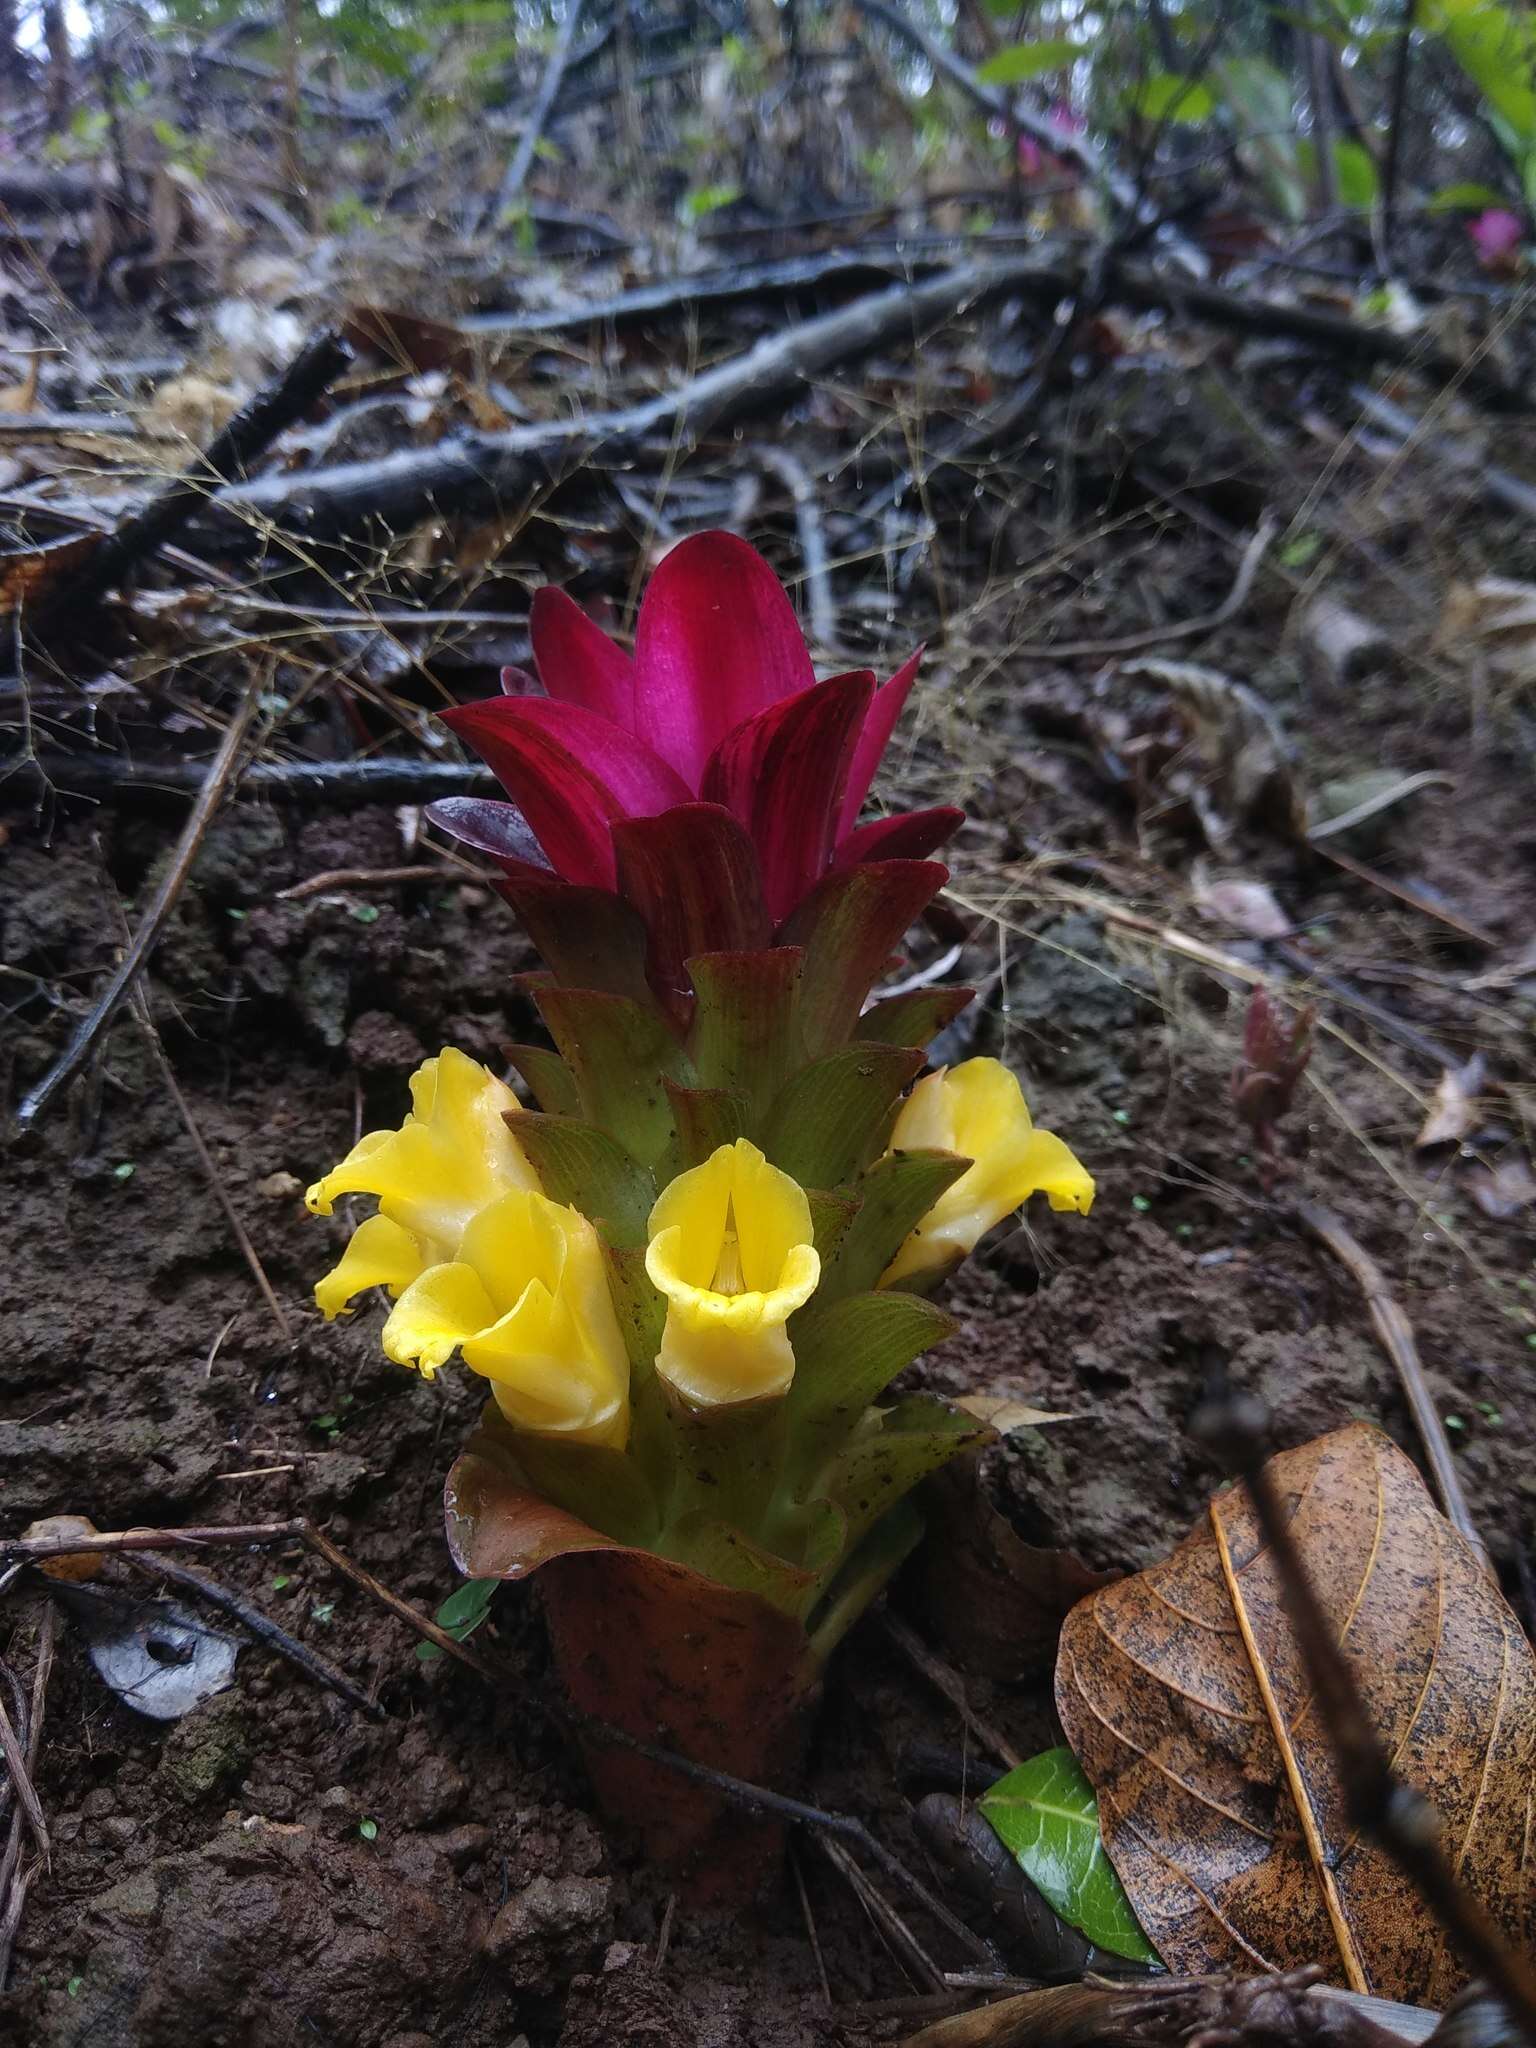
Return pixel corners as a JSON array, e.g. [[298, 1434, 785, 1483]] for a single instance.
[[1469, 208, 1524, 269], [433, 532, 959, 924]]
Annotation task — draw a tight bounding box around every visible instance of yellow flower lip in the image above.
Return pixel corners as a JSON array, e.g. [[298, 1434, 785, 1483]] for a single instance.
[[382, 1188, 631, 1448], [881, 1058, 1093, 1288], [306, 1050, 627, 1445], [307, 1047, 537, 1321], [645, 1138, 820, 1407]]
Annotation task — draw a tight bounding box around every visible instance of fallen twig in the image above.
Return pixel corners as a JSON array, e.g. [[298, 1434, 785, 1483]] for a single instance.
[[1010, 513, 1279, 660], [458, 246, 940, 334], [209, 254, 1066, 540], [481, 0, 585, 231], [819, 1831, 947, 1992], [1288, 1201, 1490, 1577], [275, 858, 492, 901], [1351, 385, 1536, 523], [25, 327, 353, 625], [883, 1614, 1022, 1771], [13, 674, 265, 1131], [123, 1551, 381, 1718], [761, 446, 837, 650], [577, 1711, 1004, 1972], [300, 1521, 499, 1681], [18, 752, 498, 807], [0, 1677, 46, 1864], [0, 1606, 54, 1994], [124, 976, 293, 1346], [0, 1520, 306, 1565]]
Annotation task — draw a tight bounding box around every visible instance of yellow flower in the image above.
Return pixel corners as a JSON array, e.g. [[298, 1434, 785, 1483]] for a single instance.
[[880, 1058, 1093, 1288], [380, 1189, 630, 1447], [645, 1139, 820, 1407], [306, 1048, 538, 1319]]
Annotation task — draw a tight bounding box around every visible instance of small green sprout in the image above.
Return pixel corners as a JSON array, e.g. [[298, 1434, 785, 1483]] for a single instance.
[[416, 1578, 498, 1664], [359, 1818, 379, 1842]]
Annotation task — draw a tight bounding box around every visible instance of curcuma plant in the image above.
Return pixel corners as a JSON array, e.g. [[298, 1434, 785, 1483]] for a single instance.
[[306, 534, 1093, 1893]]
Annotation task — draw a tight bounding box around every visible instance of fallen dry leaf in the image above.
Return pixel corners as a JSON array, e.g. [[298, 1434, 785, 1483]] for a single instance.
[[1436, 577, 1536, 690], [1056, 1424, 1536, 2005], [1121, 658, 1305, 853], [1298, 594, 1390, 689], [952, 1395, 1076, 1432], [1413, 1055, 1485, 1151], [1191, 870, 1292, 941], [1467, 1155, 1536, 1221], [909, 1448, 1118, 1684], [0, 354, 40, 412]]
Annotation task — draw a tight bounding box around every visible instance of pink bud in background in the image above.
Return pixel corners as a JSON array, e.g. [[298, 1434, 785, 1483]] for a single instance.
[[1469, 208, 1525, 271]]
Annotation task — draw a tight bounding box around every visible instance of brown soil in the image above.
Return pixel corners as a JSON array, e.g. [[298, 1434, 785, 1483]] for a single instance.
[[5, 504, 1536, 2046]]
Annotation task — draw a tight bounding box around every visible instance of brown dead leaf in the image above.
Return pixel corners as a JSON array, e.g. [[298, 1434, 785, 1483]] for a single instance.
[[908, 1449, 1118, 1684], [0, 531, 102, 615], [1191, 869, 1292, 941], [952, 1395, 1076, 1432], [1056, 1424, 1536, 2006], [1467, 1156, 1536, 1221], [0, 354, 40, 413], [1436, 577, 1536, 690], [343, 306, 474, 380], [1413, 1055, 1485, 1151], [1120, 658, 1304, 853]]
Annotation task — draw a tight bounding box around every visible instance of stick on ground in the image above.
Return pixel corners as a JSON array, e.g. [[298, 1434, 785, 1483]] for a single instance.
[[13, 675, 264, 1131], [1289, 1200, 1490, 1577]]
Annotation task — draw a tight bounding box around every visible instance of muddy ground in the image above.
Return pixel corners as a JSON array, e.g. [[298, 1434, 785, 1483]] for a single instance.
[[5, 419, 1536, 2047]]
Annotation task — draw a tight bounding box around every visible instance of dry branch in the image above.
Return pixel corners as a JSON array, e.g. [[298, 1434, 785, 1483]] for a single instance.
[[26, 327, 353, 624], [206, 253, 1064, 539], [19, 754, 498, 806], [1289, 1201, 1489, 1575], [482, 0, 586, 230], [458, 246, 942, 334], [188, 253, 1522, 550]]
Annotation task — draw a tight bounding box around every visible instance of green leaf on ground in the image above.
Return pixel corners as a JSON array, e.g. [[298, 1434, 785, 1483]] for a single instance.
[[416, 1577, 498, 1663], [978, 1746, 1161, 1964]]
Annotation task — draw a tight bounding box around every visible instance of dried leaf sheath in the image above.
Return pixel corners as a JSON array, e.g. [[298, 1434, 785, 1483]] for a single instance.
[[1056, 1425, 1536, 2005]]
